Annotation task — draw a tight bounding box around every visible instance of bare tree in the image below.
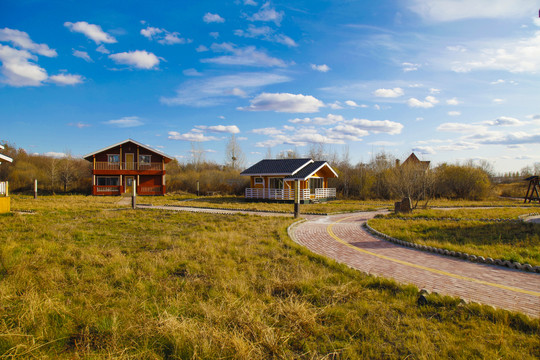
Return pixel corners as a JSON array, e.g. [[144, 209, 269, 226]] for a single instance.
[[59, 152, 75, 192], [225, 134, 245, 170], [387, 161, 435, 209], [307, 143, 325, 161], [265, 147, 272, 159], [48, 157, 58, 192], [190, 142, 206, 171]]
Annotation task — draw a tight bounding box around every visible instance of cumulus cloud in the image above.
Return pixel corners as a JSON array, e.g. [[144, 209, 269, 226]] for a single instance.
[[64, 21, 117, 44], [0, 45, 47, 86], [252, 127, 283, 135], [161, 72, 290, 107], [168, 130, 218, 142], [239, 92, 324, 113], [195, 125, 240, 133], [96, 44, 110, 54], [141, 26, 189, 45], [73, 49, 92, 62], [483, 116, 522, 126], [109, 50, 160, 69], [373, 87, 404, 98], [446, 97, 460, 105], [0, 28, 57, 57], [475, 131, 540, 145], [408, 0, 537, 22], [248, 2, 284, 26], [311, 64, 330, 72], [347, 119, 404, 134], [201, 42, 286, 67], [49, 73, 84, 85], [234, 25, 296, 46], [203, 13, 225, 23], [289, 114, 344, 125], [407, 96, 438, 108], [412, 146, 436, 154]]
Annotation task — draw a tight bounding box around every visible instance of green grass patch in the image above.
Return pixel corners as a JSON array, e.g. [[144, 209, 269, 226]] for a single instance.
[[370, 214, 540, 266], [385, 207, 538, 220], [1, 195, 538, 358]]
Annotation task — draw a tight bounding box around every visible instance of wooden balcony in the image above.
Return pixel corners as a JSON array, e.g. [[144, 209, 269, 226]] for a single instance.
[[93, 185, 166, 196], [94, 162, 164, 171]]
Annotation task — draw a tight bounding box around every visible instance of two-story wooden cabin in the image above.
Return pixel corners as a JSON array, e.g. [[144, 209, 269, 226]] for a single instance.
[[83, 139, 173, 196]]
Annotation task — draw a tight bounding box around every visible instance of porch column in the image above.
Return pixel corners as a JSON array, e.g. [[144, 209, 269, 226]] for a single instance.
[[119, 147, 123, 170], [137, 147, 139, 170]]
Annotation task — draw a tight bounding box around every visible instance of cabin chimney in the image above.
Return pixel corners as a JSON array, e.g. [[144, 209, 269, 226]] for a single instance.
[[395, 159, 400, 167]]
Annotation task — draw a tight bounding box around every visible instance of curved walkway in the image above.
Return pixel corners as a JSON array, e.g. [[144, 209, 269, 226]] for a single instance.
[[291, 211, 540, 318]]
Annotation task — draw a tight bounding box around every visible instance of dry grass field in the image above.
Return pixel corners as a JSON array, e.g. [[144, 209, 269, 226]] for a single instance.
[[0, 195, 538, 359]]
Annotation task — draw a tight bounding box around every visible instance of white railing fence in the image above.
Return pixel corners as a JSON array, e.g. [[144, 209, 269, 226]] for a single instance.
[[94, 162, 163, 171], [245, 188, 335, 200]]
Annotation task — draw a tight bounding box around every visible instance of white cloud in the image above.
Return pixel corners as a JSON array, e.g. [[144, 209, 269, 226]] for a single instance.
[[347, 119, 404, 135], [373, 87, 404, 98], [183, 68, 202, 76], [437, 122, 483, 132], [96, 45, 110, 54], [252, 127, 283, 135], [109, 50, 160, 69], [203, 13, 225, 23], [168, 130, 218, 142], [196, 45, 209, 52], [344, 100, 357, 107], [448, 111, 461, 116], [475, 131, 540, 145], [311, 64, 330, 72], [141, 26, 189, 45], [239, 92, 324, 113], [409, 0, 537, 22], [0, 45, 47, 86], [483, 116, 522, 126], [201, 43, 286, 67], [43, 152, 67, 158], [402, 62, 420, 72], [64, 21, 117, 44], [104, 116, 144, 127], [73, 50, 92, 62], [195, 125, 240, 133], [425, 95, 439, 104], [235, 25, 296, 47], [210, 32, 220, 39], [248, 2, 284, 26], [450, 30, 540, 73], [429, 88, 440, 94], [492, 98, 505, 104], [446, 97, 460, 105], [161, 72, 290, 107], [412, 146, 436, 154], [0, 28, 57, 57], [328, 101, 343, 109], [407, 97, 435, 108], [327, 124, 369, 139], [289, 114, 344, 125], [490, 79, 505, 85], [244, 0, 258, 5], [49, 73, 84, 85]]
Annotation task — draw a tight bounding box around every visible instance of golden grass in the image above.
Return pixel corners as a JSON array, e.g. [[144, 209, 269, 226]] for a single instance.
[[0, 195, 538, 358]]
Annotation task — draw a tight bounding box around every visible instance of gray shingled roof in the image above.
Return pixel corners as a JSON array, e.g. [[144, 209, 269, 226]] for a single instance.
[[240, 158, 313, 176], [285, 161, 327, 180]]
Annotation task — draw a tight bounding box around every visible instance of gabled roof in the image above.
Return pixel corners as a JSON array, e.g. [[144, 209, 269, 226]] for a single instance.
[[0, 145, 13, 163], [285, 161, 338, 180], [402, 152, 430, 169], [241, 158, 313, 176], [83, 139, 174, 163]]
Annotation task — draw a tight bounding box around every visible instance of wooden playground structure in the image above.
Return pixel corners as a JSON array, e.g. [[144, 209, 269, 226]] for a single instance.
[[524, 175, 539, 203]]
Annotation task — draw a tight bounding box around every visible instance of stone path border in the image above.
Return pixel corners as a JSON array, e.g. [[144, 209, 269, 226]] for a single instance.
[[290, 212, 540, 318]]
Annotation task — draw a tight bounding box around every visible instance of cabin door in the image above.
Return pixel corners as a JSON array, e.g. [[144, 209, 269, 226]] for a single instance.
[[125, 176, 135, 193], [125, 153, 134, 170]]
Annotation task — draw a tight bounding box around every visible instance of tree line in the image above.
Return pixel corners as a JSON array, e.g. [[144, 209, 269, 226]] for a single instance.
[[0, 140, 537, 201]]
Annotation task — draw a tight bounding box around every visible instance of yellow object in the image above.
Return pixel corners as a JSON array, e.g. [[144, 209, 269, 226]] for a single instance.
[[0, 197, 10, 213]]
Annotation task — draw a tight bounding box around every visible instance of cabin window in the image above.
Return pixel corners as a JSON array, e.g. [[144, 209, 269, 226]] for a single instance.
[[97, 177, 119, 186], [254, 177, 263, 185], [108, 154, 119, 163], [309, 177, 323, 190], [139, 155, 151, 164], [269, 178, 284, 189]]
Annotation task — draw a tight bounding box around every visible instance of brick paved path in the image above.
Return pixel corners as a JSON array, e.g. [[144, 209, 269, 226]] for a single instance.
[[291, 211, 540, 318]]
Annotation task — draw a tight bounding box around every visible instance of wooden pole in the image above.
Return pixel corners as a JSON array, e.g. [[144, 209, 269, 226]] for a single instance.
[[132, 179, 137, 209], [197, 180, 200, 197], [5, 181, 8, 197], [294, 179, 300, 218], [34, 179, 38, 199]]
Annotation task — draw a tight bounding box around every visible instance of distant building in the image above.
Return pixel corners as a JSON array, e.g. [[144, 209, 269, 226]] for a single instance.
[[0, 144, 13, 213], [240, 158, 338, 203], [400, 153, 430, 171], [83, 139, 173, 196]]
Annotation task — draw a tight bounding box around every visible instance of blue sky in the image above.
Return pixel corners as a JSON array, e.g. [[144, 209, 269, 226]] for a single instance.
[[1, 0, 539, 172]]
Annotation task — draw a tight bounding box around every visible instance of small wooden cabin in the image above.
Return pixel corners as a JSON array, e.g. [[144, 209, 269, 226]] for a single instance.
[[240, 158, 338, 203], [83, 139, 173, 196]]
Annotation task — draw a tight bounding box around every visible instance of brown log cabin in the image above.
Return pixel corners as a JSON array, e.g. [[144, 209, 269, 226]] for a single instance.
[[83, 139, 173, 196]]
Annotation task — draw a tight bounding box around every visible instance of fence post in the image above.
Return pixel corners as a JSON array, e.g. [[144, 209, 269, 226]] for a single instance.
[[132, 179, 137, 209], [294, 180, 300, 218], [34, 179, 38, 199], [5, 181, 8, 197], [197, 180, 200, 197]]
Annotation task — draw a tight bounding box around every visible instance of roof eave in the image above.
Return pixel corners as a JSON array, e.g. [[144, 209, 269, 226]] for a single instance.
[[83, 139, 174, 162]]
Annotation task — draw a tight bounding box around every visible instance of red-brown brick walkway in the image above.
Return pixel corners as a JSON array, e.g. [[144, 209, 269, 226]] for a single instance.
[[291, 211, 540, 318]]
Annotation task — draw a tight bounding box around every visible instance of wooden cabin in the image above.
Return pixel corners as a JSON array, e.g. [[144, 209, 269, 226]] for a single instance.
[[240, 158, 338, 203], [83, 139, 173, 196]]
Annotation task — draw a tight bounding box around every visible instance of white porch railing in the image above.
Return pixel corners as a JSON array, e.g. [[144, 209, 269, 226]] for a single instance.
[[0, 181, 7, 196], [245, 188, 335, 200]]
